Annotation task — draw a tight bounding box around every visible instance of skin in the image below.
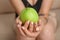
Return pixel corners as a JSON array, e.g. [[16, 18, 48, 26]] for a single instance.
[[10, 0, 56, 40], [39, 0, 54, 18], [16, 17, 43, 40]]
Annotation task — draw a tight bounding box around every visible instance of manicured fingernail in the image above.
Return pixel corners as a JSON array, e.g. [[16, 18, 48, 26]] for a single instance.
[[31, 22, 33, 24]]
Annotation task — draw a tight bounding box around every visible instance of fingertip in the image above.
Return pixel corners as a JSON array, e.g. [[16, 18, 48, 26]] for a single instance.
[[19, 20, 22, 25], [35, 22, 37, 25], [21, 27, 25, 30], [36, 27, 40, 32], [24, 20, 30, 28], [31, 22, 33, 25], [25, 20, 30, 24], [30, 21, 34, 27], [16, 17, 22, 24], [17, 24, 20, 28], [29, 22, 34, 32], [16, 18, 19, 23], [34, 22, 37, 29]]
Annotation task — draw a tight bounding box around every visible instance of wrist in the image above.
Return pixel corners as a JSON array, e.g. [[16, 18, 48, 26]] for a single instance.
[[38, 13, 49, 25], [38, 13, 48, 18]]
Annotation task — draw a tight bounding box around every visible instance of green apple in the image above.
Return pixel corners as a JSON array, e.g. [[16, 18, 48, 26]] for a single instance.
[[19, 7, 39, 23]]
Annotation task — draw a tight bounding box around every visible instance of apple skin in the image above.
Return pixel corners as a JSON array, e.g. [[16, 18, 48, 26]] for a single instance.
[[19, 7, 39, 24]]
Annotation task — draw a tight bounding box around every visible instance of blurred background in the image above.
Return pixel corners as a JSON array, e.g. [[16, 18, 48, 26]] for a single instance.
[[0, 0, 60, 40]]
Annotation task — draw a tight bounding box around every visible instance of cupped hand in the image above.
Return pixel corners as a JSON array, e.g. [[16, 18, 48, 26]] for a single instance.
[[15, 17, 43, 40]]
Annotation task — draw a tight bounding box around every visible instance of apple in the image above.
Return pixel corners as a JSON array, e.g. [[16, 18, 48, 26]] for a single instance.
[[19, 7, 39, 23]]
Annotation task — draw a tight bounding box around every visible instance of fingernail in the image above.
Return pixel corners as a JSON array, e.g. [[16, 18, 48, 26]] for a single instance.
[[31, 22, 33, 24]]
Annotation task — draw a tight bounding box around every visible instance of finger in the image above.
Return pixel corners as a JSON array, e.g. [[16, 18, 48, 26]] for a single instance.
[[37, 19, 44, 32], [39, 18, 48, 26], [33, 22, 38, 32], [16, 17, 22, 25], [39, 18, 47, 31], [29, 22, 34, 32], [38, 19, 44, 26], [16, 17, 19, 24], [22, 27, 31, 36], [38, 24, 44, 32], [36, 27, 40, 32], [22, 27, 40, 38], [18, 20, 22, 26], [24, 21, 30, 29], [16, 24, 26, 36]]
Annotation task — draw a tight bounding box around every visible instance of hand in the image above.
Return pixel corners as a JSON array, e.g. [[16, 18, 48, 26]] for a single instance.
[[37, 16, 57, 40], [15, 17, 42, 40]]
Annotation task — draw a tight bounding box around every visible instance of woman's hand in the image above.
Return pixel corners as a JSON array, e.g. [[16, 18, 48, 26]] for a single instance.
[[16, 17, 43, 40]]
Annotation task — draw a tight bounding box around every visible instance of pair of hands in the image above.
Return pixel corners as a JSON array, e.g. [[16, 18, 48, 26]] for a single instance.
[[16, 16, 55, 40]]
